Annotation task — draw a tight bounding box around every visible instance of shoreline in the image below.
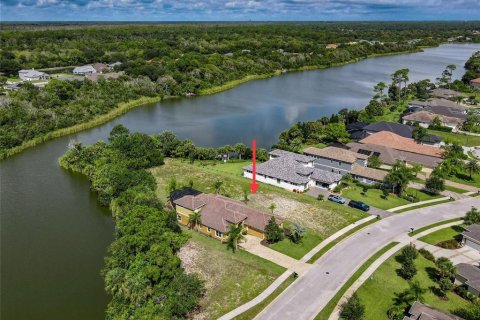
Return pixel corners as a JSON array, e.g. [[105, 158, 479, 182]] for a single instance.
[[0, 47, 430, 160]]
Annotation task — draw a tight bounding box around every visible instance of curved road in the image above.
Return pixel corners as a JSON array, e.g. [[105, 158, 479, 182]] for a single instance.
[[256, 197, 480, 320]]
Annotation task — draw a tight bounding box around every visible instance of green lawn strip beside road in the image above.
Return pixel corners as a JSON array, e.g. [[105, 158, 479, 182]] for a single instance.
[[408, 218, 463, 236], [428, 129, 480, 147], [314, 241, 399, 320], [232, 274, 297, 320], [355, 249, 471, 320], [183, 228, 286, 319], [394, 198, 453, 213], [412, 177, 469, 194], [341, 185, 441, 210], [418, 225, 465, 246], [306, 218, 379, 264], [268, 227, 324, 259]]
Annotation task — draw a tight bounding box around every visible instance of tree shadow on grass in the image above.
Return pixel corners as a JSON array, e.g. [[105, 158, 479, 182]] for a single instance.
[[425, 266, 438, 282]]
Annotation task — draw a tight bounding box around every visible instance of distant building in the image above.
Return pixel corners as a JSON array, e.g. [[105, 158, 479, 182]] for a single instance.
[[455, 263, 480, 296], [402, 111, 464, 130], [18, 69, 49, 81], [325, 44, 338, 49], [73, 65, 97, 75], [107, 61, 122, 68], [358, 121, 441, 146], [403, 301, 462, 320], [471, 78, 480, 90], [429, 88, 464, 99], [92, 63, 108, 73], [408, 98, 465, 110], [462, 224, 480, 252]]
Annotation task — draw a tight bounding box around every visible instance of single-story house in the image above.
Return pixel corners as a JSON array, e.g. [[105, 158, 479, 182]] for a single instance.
[[455, 263, 480, 296], [462, 224, 480, 252], [403, 301, 462, 320], [73, 65, 97, 75], [243, 149, 341, 192], [429, 88, 464, 99], [350, 164, 387, 184], [92, 63, 108, 73], [361, 121, 442, 146], [408, 98, 464, 110], [18, 69, 49, 81], [172, 189, 283, 241], [402, 111, 464, 130], [304, 146, 368, 175], [470, 78, 480, 90], [347, 131, 443, 168]]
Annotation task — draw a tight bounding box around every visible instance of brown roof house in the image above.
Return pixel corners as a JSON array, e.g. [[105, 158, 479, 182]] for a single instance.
[[402, 111, 464, 130], [403, 302, 463, 320], [430, 88, 465, 99], [455, 263, 480, 296], [92, 63, 108, 73], [173, 189, 283, 241], [304, 146, 386, 184], [470, 78, 480, 90], [347, 131, 443, 168]]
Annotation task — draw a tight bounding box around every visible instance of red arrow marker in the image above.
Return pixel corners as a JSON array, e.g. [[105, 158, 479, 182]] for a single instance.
[[250, 139, 259, 193]]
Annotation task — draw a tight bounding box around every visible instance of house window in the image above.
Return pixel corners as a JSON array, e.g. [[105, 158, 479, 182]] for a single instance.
[[176, 214, 181, 221], [207, 227, 211, 232], [338, 161, 341, 166], [215, 230, 222, 237], [277, 178, 281, 184], [330, 159, 333, 164]]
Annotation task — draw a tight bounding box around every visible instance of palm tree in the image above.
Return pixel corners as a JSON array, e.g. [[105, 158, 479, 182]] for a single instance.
[[408, 280, 426, 303], [435, 257, 456, 280], [213, 180, 223, 193], [374, 81, 387, 98], [226, 223, 246, 253], [465, 159, 480, 179], [268, 203, 276, 215], [290, 223, 305, 244], [188, 211, 202, 232]]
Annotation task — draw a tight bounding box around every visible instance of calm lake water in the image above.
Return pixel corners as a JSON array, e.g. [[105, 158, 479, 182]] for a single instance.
[[1, 43, 479, 320]]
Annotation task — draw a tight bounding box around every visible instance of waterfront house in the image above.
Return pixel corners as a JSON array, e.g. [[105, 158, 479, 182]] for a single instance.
[[73, 65, 97, 75], [408, 98, 465, 110], [455, 263, 480, 296], [404, 301, 462, 320], [471, 78, 480, 90], [243, 149, 342, 192], [358, 121, 442, 146], [462, 224, 480, 252], [172, 189, 283, 241], [402, 111, 464, 130], [18, 69, 49, 81], [347, 131, 443, 168], [429, 88, 464, 99]]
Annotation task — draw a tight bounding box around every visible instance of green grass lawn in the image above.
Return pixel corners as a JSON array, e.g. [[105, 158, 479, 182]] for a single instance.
[[428, 129, 480, 147], [445, 172, 480, 188], [419, 225, 464, 246], [412, 177, 468, 194], [315, 242, 400, 320], [408, 218, 463, 236], [152, 159, 367, 239], [394, 199, 453, 213], [182, 228, 286, 319], [355, 249, 471, 320], [268, 227, 324, 260], [341, 185, 441, 210]]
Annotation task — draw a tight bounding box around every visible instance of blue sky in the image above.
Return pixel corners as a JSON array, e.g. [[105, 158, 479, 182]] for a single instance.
[[1, 0, 479, 21]]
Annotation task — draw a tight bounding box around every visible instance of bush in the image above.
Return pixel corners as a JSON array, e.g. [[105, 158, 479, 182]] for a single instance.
[[437, 239, 460, 249], [400, 244, 418, 262], [340, 293, 365, 320], [428, 125, 453, 132], [317, 194, 325, 201], [418, 248, 435, 262], [398, 259, 417, 280]]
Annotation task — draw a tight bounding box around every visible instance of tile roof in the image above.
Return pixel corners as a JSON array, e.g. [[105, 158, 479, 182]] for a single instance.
[[311, 168, 342, 184], [429, 88, 464, 99], [402, 111, 463, 126], [350, 164, 388, 181], [470, 78, 480, 84], [463, 224, 480, 242], [197, 194, 283, 233], [173, 191, 208, 211], [359, 131, 443, 158], [406, 302, 462, 320], [304, 146, 368, 163], [269, 149, 314, 163], [409, 98, 465, 110], [363, 121, 414, 138], [456, 263, 480, 292]]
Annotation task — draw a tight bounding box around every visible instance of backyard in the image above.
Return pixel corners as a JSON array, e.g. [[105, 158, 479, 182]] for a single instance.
[[179, 228, 286, 320], [151, 159, 368, 258], [428, 129, 480, 147], [340, 185, 442, 210], [354, 249, 472, 320]]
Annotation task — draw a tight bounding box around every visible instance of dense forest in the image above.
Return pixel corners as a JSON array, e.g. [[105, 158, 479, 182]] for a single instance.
[[463, 51, 480, 83], [1, 22, 480, 158]]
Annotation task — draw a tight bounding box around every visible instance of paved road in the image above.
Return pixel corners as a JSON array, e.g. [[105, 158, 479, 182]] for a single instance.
[[255, 197, 480, 320]]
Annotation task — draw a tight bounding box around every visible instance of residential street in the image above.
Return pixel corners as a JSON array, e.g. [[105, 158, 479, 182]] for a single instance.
[[255, 197, 480, 320]]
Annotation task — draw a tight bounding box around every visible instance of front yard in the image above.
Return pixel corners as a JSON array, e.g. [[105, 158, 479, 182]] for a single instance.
[[419, 225, 465, 248], [355, 249, 472, 320], [180, 228, 286, 320], [340, 185, 441, 210], [151, 159, 367, 248]]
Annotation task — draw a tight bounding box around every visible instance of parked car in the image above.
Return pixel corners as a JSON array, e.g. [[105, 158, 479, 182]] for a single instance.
[[328, 194, 346, 204], [348, 200, 370, 211]]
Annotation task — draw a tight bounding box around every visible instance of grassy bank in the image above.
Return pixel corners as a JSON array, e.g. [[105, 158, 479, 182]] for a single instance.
[[199, 73, 279, 95], [1, 96, 162, 160], [418, 224, 464, 246], [394, 199, 453, 213], [355, 248, 471, 319], [315, 241, 400, 320]]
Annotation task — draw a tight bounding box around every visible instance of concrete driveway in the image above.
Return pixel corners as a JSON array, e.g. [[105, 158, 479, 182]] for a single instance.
[[255, 197, 480, 320], [306, 187, 393, 219]]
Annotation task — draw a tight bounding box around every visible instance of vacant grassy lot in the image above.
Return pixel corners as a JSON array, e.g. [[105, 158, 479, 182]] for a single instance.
[[341, 185, 441, 210], [180, 228, 285, 320], [151, 159, 367, 238], [355, 250, 471, 320], [419, 225, 464, 246], [428, 129, 480, 147]]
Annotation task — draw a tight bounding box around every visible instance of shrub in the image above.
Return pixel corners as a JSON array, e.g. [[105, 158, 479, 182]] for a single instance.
[[317, 194, 325, 201], [398, 259, 417, 280], [400, 244, 418, 262], [437, 239, 460, 249], [340, 293, 365, 320], [418, 248, 435, 262]]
